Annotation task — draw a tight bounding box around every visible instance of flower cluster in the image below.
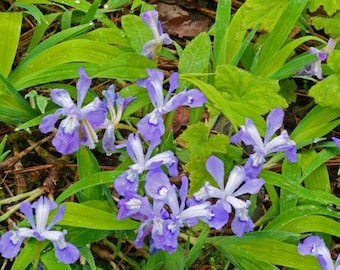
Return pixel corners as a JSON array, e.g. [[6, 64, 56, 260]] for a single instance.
[[115, 107, 297, 251], [0, 196, 79, 264], [298, 235, 340, 270]]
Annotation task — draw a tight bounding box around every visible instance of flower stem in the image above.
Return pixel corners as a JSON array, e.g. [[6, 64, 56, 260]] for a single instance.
[[33, 241, 42, 270]]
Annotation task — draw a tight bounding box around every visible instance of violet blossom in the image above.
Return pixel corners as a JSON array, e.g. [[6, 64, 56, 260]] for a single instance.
[[137, 69, 207, 145], [189, 155, 264, 236], [140, 10, 172, 60], [0, 196, 79, 264], [230, 107, 297, 178], [100, 85, 134, 156], [114, 133, 178, 196], [39, 67, 107, 155], [297, 38, 336, 80], [298, 235, 340, 270]]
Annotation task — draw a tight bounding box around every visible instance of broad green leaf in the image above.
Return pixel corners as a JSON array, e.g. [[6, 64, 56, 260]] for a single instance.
[[312, 13, 340, 38], [121, 14, 151, 54], [59, 202, 138, 230], [77, 146, 104, 201], [56, 171, 122, 203], [14, 2, 48, 24], [327, 50, 340, 74], [12, 238, 40, 269], [178, 122, 229, 193], [10, 39, 124, 89], [178, 32, 211, 74], [290, 105, 340, 145], [309, 74, 340, 108], [82, 27, 130, 47], [279, 160, 300, 212], [299, 149, 331, 192], [265, 204, 340, 231], [209, 231, 319, 269], [162, 246, 184, 270], [215, 65, 287, 115], [254, 0, 308, 76], [238, 0, 290, 32], [93, 52, 156, 81], [67, 227, 113, 246], [0, 12, 22, 78], [307, 0, 340, 15], [278, 215, 340, 237]]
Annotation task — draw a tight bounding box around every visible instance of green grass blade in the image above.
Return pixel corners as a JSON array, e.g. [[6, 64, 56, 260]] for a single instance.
[[254, 0, 308, 76]]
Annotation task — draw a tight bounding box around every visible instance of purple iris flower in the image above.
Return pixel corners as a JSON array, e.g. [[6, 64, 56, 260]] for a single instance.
[[39, 67, 107, 155], [140, 10, 172, 60], [137, 69, 207, 145], [298, 235, 340, 270], [114, 133, 178, 196], [190, 155, 264, 236], [297, 38, 336, 80], [100, 85, 134, 156], [230, 107, 297, 178], [0, 196, 79, 264]]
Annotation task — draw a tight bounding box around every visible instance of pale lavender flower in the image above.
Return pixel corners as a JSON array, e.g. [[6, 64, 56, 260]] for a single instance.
[[140, 10, 172, 60], [100, 85, 134, 156], [39, 67, 107, 155], [190, 155, 264, 236], [137, 69, 207, 145], [297, 38, 336, 80], [114, 133, 178, 196], [298, 235, 340, 270], [0, 196, 79, 264], [231, 107, 297, 178]]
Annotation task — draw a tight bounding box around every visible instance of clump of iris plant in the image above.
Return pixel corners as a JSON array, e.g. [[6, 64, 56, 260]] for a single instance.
[[298, 235, 340, 270], [0, 196, 79, 266]]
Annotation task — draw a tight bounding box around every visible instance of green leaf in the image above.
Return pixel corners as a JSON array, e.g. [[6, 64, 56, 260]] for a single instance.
[[59, 202, 138, 230], [10, 39, 124, 89], [0, 12, 22, 78], [0, 73, 39, 125], [327, 49, 340, 74], [299, 149, 331, 192], [14, 2, 48, 24], [213, 0, 231, 67], [77, 146, 104, 201], [178, 122, 229, 193], [215, 65, 287, 115], [290, 105, 340, 145], [185, 224, 209, 268], [312, 13, 340, 38], [41, 250, 71, 270], [162, 246, 184, 270], [238, 0, 290, 32], [254, 0, 308, 76], [307, 0, 340, 15], [178, 32, 211, 74], [208, 231, 319, 269], [121, 14, 151, 54], [309, 74, 340, 108], [56, 171, 122, 203]]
